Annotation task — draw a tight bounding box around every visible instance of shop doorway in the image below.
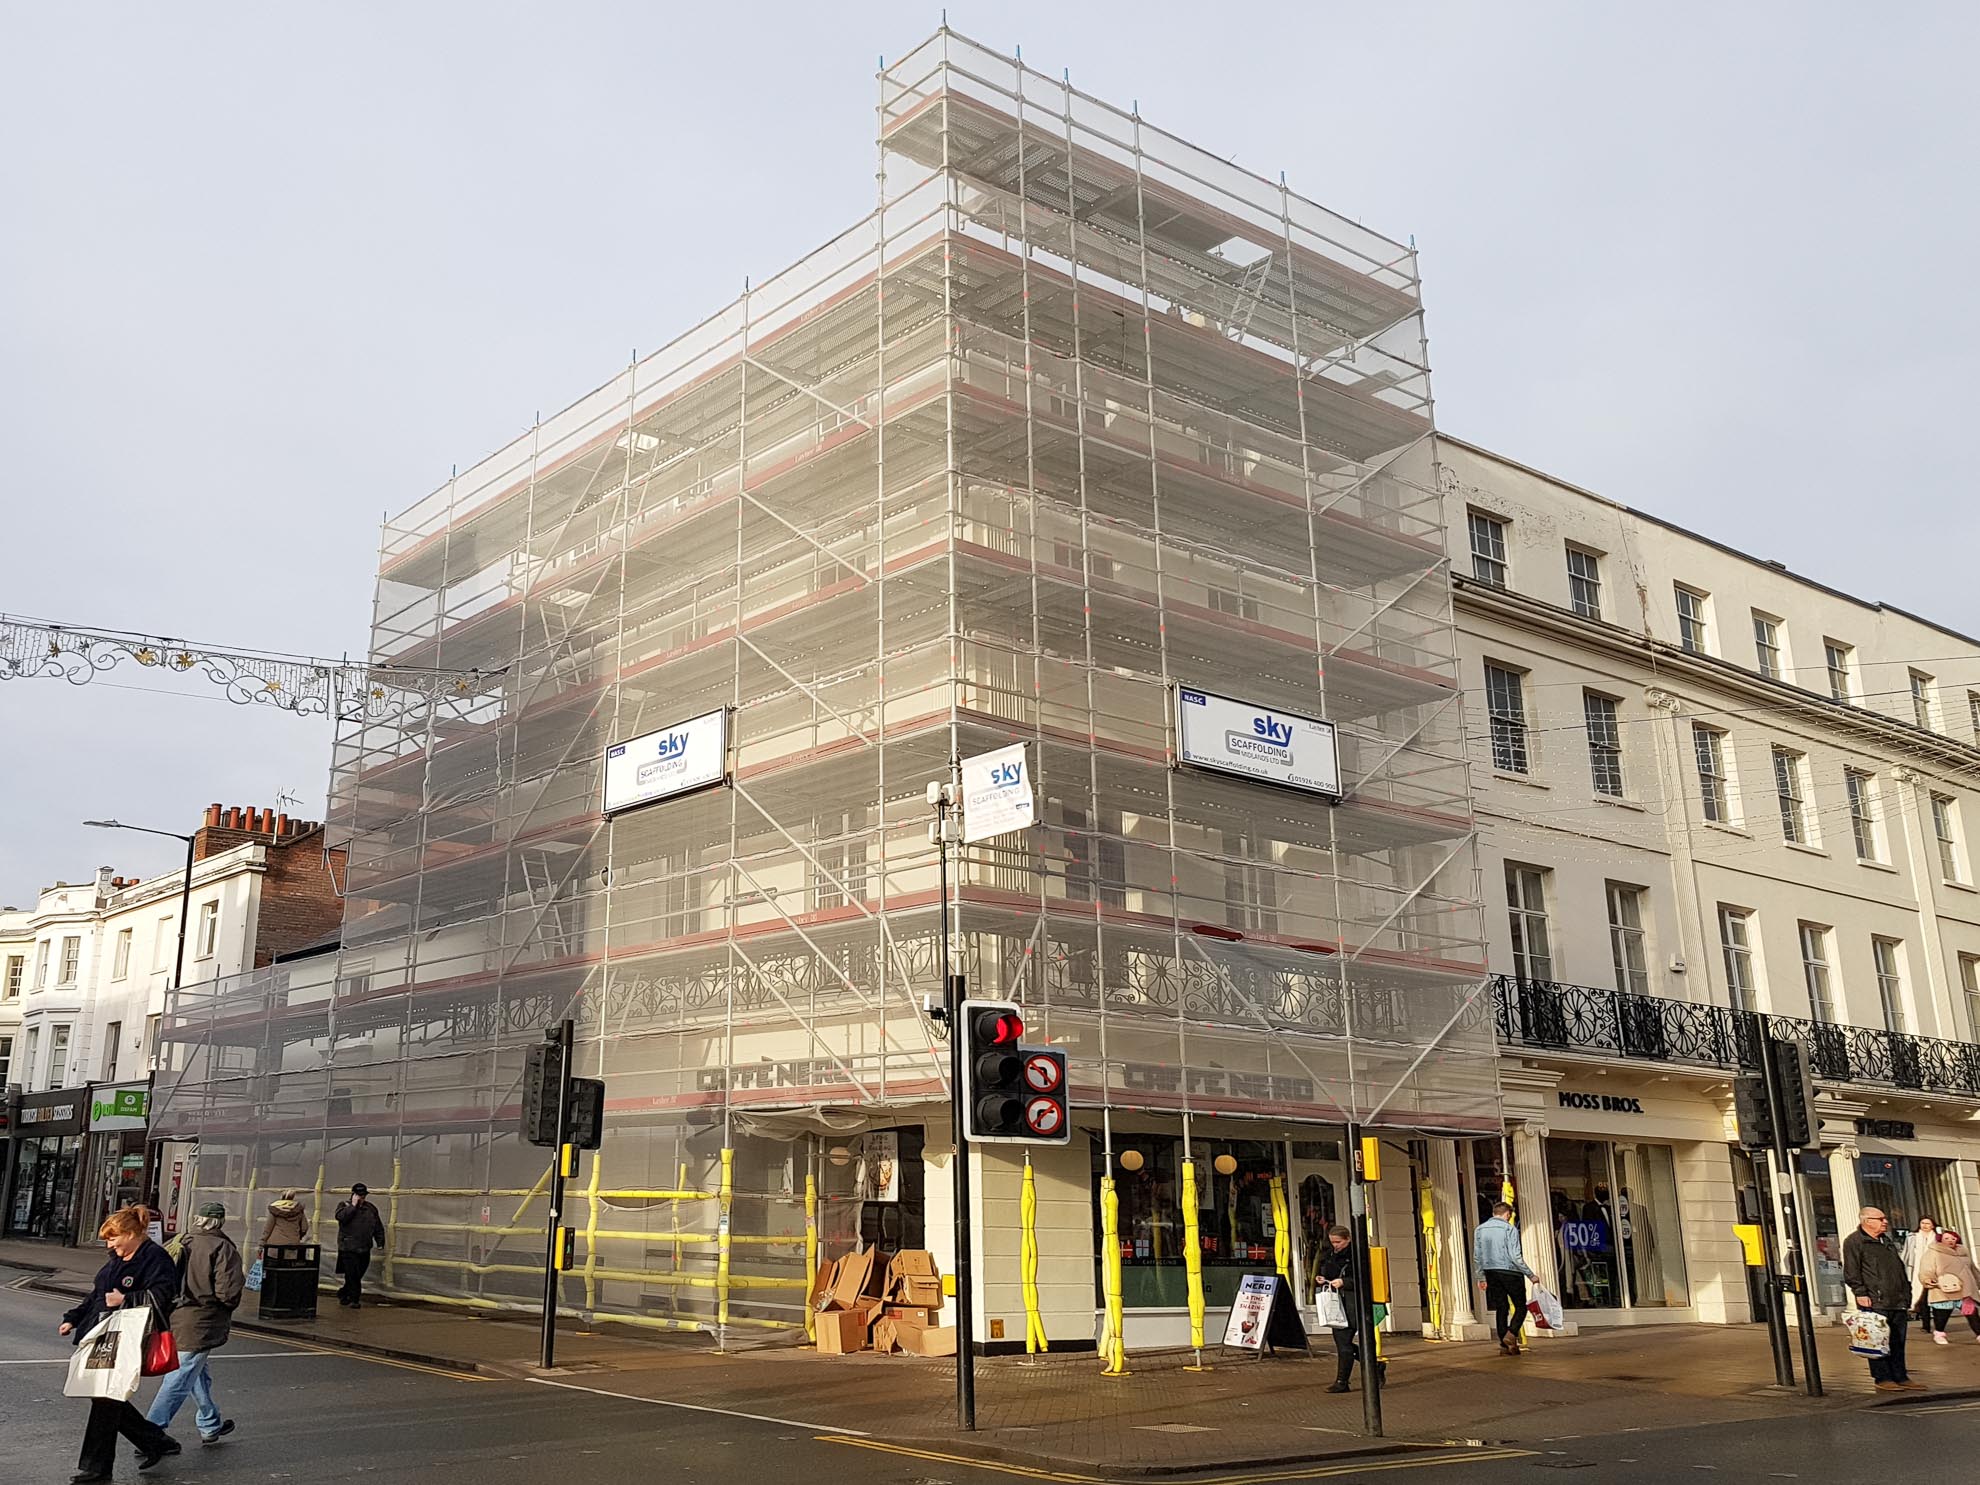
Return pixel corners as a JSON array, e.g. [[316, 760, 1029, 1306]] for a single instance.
[[1544, 1137, 1688, 1311], [8, 1135, 83, 1242], [1287, 1140, 1343, 1315]]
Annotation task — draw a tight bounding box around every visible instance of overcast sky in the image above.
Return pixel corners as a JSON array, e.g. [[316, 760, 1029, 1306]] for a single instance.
[[3, 2, 1976, 903]]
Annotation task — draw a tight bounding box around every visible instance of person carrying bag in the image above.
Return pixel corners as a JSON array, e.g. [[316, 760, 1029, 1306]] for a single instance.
[[60, 1206, 184, 1482]]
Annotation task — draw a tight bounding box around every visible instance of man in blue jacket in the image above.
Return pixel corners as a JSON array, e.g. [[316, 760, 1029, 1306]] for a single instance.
[[1473, 1202, 1538, 1355]]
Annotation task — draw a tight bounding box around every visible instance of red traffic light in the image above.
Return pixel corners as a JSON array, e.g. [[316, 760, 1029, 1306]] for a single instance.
[[972, 1007, 1024, 1046]]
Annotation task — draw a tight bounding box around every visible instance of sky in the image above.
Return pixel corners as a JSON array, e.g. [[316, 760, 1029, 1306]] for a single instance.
[[2, 2, 1976, 903]]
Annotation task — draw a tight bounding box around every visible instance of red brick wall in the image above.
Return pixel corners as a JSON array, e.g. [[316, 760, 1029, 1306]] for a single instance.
[[192, 805, 346, 967]]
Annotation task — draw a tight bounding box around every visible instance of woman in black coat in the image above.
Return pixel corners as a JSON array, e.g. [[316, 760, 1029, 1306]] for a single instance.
[[60, 1205, 181, 1482], [1315, 1223, 1388, 1393]]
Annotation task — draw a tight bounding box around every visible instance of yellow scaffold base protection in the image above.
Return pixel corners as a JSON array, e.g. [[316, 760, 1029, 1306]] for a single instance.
[[1180, 1157, 1209, 1371], [1098, 1174, 1128, 1377], [1021, 1157, 1047, 1355]]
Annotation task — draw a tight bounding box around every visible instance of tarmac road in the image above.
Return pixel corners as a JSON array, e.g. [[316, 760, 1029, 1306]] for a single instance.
[[3, 1278, 1970, 1485]]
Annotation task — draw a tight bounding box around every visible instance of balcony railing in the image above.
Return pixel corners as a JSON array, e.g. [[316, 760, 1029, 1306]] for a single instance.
[[1491, 975, 1980, 1099]]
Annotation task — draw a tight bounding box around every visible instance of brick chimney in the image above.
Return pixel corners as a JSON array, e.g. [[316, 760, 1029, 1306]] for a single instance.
[[194, 802, 324, 861]]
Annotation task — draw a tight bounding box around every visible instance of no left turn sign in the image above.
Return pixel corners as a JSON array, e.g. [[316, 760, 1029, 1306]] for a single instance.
[[1023, 1053, 1062, 1092]]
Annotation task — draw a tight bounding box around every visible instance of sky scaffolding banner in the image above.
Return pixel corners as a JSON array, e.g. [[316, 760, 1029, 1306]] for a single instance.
[[1175, 686, 1341, 798], [603, 708, 728, 815], [960, 742, 1034, 842]]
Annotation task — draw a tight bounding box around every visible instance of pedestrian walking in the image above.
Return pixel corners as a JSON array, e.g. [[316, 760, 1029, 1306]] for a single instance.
[[1843, 1206, 1926, 1391], [260, 1189, 309, 1249], [147, 1202, 244, 1445], [59, 1206, 181, 1482], [334, 1183, 386, 1308], [1916, 1227, 1980, 1345], [1473, 1201, 1538, 1355], [1904, 1216, 1939, 1329], [1315, 1224, 1386, 1394]]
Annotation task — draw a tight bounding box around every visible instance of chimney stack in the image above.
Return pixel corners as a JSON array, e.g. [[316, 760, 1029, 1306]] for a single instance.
[[205, 804, 222, 829]]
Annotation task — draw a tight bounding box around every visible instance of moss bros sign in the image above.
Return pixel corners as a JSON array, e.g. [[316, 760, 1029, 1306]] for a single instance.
[[1558, 1090, 1645, 1114]]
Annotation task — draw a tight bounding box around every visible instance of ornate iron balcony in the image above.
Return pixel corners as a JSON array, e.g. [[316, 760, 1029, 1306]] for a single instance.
[[1490, 974, 1980, 1099]]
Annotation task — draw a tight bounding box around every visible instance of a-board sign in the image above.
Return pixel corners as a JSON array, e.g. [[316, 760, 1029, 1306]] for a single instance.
[[1176, 687, 1341, 798], [1221, 1272, 1308, 1354], [603, 708, 728, 815]]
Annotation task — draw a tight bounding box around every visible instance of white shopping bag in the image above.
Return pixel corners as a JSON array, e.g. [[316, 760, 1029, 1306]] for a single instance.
[[1526, 1285, 1566, 1332], [64, 1308, 146, 1401], [1846, 1309, 1891, 1357], [1316, 1288, 1350, 1330]]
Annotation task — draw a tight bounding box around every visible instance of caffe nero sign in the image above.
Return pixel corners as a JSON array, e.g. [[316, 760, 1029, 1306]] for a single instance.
[[1558, 1090, 1645, 1115]]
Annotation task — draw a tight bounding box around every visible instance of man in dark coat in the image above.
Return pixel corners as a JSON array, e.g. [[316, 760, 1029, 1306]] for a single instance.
[[1843, 1205, 1924, 1391], [334, 1183, 387, 1308], [146, 1201, 245, 1443]]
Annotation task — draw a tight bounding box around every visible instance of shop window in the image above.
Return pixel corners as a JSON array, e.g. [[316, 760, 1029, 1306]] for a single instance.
[[1545, 1137, 1687, 1310], [1092, 1135, 1287, 1310]]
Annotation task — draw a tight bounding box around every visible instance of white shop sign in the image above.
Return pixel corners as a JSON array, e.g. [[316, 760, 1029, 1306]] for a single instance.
[[960, 742, 1034, 843], [1176, 686, 1340, 798], [603, 708, 729, 815]]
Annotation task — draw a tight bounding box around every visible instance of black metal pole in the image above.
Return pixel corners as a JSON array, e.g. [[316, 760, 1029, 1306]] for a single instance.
[[1758, 1020, 1823, 1397], [540, 1017, 574, 1371], [1344, 1121, 1382, 1438], [1752, 1156, 1796, 1388], [171, 833, 195, 1006], [940, 789, 976, 1431]]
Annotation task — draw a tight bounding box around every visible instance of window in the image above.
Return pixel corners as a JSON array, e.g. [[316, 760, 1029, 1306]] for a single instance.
[[1606, 882, 1650, 996], [1932, 794, 1965, 883], [57, 935, 80, 987], [3, 955, 20, 999], [1693, 724, 1731, 823], [1963, 955, 1980, 1042], [1772, 746, 1810, 844], [1824, 640, 1853, 702], [1719, 907, 1757, 1013], [1969, 692, 1980, 743], [1675, 585, 1710, 653], [1566, 546, 1603, 619], [49, 1023, 71, 1085], [102, 1022, 121, 1082], [1485, 663, 1529, 774], [1505, 864, 1553, 984], [1584, 692, 1624, 796], [1206, 586, 1261, 623], [1845, 769, 1881, 861], [33, 942, 48, 990], [152, 915, 174, 972], [1468, 509, 1508, 587], [1873, 937, 1906, 1032], [0, 1034, 10, 1087], [22, 1028, 39, 1089], [111, 927, 132, 980], [1752, 612, 1784, 679], [196, 900, 219, 959], [143, 1013, 162, 1068], [1800, 924, 1836, 1023], [1910, 671, 1937, 731]]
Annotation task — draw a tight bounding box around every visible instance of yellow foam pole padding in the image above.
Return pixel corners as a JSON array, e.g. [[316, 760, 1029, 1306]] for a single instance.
[[805, 1170, 819, 1342], [1099, 1175, 1128, 1375], [384, 1156, 401, 1286], [1021, 1159, 1047, 1354], [1270, 1175, 1290, 1284], [718, 1147, 734, 1331], [311, 1164, 325, 1243], [1181, 1158, 1205, 1351], [583, 1140, 605, 1310]]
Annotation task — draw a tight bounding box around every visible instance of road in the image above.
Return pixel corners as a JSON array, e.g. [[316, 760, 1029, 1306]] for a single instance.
[[3, 1277, 1971, 1484]]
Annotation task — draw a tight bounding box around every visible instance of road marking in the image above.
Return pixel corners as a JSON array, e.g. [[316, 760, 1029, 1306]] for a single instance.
[[530, 1376, 870, 1436], [817, 1435, 1533, 1484], [0, 1353, 324, 1366]]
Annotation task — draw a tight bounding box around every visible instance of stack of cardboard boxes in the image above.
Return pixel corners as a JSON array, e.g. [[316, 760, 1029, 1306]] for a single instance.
[[812, 1248, 957, 1357]]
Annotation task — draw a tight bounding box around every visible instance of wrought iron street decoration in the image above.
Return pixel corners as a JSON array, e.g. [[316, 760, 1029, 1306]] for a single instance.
[[0, 614, 497, 721]]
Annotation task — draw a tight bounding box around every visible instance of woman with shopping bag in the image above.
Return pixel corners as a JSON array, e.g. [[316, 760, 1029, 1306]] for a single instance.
[[59, 1205, 182, 1482], [1916, 1228, 1980, 1344]]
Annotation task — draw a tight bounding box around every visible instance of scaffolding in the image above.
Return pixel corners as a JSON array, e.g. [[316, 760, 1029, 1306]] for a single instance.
[[152, 28, 1495, 1343]]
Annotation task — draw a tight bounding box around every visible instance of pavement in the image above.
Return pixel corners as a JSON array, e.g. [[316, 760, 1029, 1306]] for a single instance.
[[8, 1234, 1979, 1478]]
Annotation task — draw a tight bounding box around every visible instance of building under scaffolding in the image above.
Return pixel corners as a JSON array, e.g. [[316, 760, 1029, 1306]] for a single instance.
[[153, 29, 1495, 1349]]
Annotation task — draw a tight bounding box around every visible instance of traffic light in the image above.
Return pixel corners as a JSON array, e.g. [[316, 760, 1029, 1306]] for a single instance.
[[1770, 1039, 1819, 1150], [522, 1038, 565, 1147], [568, 1078, 605, 1151], [962, 999, 1026, 1140], [1733, 1075, 1774, 1150]]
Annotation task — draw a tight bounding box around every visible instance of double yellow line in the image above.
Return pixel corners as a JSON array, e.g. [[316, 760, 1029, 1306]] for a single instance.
[[817, 1434, 1531, 1483], [257, 1332, 486, 1384]]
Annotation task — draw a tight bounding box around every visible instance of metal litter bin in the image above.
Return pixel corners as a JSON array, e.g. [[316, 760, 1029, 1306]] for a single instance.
[[258, 1243, 320, 1320]]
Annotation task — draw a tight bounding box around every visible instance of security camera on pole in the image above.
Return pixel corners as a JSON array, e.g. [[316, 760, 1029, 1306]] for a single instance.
[[927, 742, 1056, 1432]]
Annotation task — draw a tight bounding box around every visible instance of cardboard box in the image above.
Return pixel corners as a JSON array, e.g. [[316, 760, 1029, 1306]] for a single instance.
[[870, 1317, 901, 1354], [888, 1250, 944, 1308], [815, 1309, 870, 1354], [891, 1316, 958, 1357], [809, 1258, 838, 1313], [829, 1247, 880, 1311], [885, 1305, 938, 1327]]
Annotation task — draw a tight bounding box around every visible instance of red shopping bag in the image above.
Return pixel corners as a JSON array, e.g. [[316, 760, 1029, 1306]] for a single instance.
[[141, 1318, 180, 1377]]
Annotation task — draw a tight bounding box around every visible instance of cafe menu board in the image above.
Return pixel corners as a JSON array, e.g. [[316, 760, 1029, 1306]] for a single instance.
[[1221, 1273, 1308, 1354]]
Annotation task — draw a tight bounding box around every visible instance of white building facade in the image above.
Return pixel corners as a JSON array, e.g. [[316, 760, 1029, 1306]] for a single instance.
[[1446, 435, 1980, 1329]]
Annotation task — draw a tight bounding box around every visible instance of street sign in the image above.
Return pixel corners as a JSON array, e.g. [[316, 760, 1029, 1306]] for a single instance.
[[1023, 1052, 1062, 1093], [960, 743, 1034, 842], [1023, 1097, 1065, 1138]]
